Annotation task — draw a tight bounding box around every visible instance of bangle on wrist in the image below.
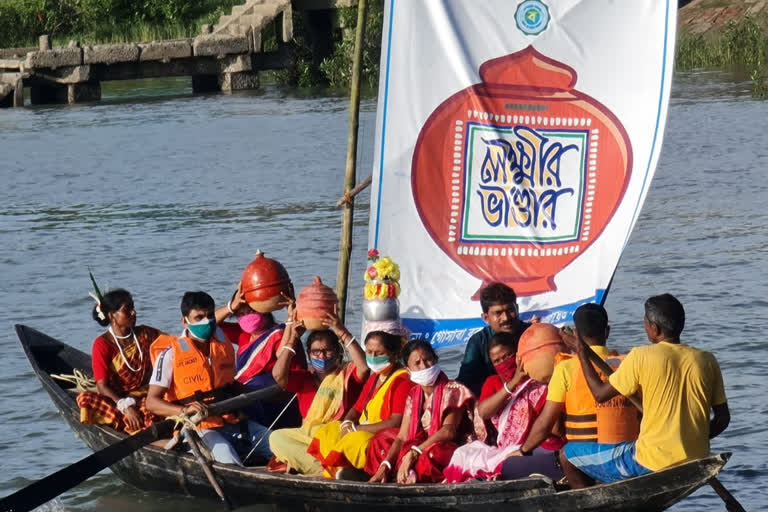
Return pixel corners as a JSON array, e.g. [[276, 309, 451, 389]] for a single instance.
[[341, 420, 356, 432], [280, 345, 296, 356], [227, 301, 235, 315], [410, 445, 423, 455], [379, 460, 392, 471], [503, 381, 514, 395], [344, 336, 357, 349]]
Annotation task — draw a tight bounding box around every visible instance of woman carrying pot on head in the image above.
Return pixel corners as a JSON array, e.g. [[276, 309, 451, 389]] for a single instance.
[[308, 330, 412, 479], [367, 339, 479, 484], [267, 304, 369, 475], [215, 284, 306, 426], [77, 288, 161, 433], [443, 327, 566, 482]]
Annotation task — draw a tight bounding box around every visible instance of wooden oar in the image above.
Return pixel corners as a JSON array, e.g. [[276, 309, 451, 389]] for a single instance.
[[0, 386, 279, 512], [578, 341, 746, 512], [181, 428, 232, 510]]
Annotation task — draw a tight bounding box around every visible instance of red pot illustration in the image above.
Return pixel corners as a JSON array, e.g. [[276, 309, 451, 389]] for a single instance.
[[411, 46, 632, 298]]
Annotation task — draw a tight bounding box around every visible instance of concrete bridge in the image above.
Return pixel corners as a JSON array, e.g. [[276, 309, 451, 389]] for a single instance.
[[0, 0, 357, 107]]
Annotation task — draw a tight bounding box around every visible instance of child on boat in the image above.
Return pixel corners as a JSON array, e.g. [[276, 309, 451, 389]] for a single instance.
[[77, 288, 161, 434], [367, 339, 479, 484], [268, 303, 368, 475], [307, 330, 412, 479]]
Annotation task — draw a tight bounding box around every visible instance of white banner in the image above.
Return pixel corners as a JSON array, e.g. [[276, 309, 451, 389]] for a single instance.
[[368, 0, 677, 348]]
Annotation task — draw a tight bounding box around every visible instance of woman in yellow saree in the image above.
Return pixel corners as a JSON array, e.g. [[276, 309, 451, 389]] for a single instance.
[[268, 306, 368, 475], [308, 330, 412, 479]]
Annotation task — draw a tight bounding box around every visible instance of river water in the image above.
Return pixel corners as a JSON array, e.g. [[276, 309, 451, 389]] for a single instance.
[[0, 71, 765, 511]]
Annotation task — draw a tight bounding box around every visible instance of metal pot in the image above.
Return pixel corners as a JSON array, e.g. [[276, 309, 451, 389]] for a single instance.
[[362, 298, 400, 322]]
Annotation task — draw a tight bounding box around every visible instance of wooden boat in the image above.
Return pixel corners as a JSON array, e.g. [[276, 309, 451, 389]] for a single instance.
[[17, 323, 730, 512]]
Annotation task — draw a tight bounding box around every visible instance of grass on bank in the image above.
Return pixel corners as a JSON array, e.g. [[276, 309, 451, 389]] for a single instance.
[[677, 16, 768, 98], [1, 1, 766, 97]]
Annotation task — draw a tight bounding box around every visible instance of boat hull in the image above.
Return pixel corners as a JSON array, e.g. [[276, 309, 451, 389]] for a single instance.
[[16, 324, 728, 511]]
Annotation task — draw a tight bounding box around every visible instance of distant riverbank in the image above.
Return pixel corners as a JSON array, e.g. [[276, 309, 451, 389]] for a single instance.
[[1, 0, 765, 95], [677, 0, 768, 97]]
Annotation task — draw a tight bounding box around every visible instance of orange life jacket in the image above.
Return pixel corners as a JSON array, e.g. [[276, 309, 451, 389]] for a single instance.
[[556, 352, 640, 444], [151, 333, 238, 430]]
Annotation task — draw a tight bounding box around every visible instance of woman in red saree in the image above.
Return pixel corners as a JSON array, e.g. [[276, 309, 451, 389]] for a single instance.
[[367, 339, 478, 484], [77, 289, 161, 433]]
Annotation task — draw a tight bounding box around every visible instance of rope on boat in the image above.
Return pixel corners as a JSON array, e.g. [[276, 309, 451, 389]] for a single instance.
[[51, 369, 98, 392], [242, 393, 297, 464]]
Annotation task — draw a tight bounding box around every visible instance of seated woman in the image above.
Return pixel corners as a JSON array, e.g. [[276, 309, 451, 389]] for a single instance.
[[216, 286, 305, 426], [77, 289, 161, 433], [443, 329, 565, 482], [308, 330, 412, 479], [268, 305, 368, 475], [217, 285, 304, 390], [368, 339, 478, 484]]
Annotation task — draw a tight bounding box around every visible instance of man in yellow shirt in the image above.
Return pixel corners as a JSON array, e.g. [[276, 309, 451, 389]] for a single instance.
[[559, 294, 730, 487], [512, 303, 637, 467]]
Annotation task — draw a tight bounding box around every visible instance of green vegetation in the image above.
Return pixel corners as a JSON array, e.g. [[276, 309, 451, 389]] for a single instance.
[[269, 1, 383, 88], [319, 3, 383, 88], [2, 1, 766, 98], [0, 0, 242, 47], [676, 16, 768, 98]]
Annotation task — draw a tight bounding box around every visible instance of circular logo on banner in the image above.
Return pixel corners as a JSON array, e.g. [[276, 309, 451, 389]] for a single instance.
[[515, 0, 550, 36]]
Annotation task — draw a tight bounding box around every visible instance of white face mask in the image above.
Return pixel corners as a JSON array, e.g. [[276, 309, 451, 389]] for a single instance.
[[409, 364, 441, 386]]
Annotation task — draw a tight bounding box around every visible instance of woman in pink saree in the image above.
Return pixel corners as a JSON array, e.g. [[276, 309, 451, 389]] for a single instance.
[[443, 331, 565, 482]]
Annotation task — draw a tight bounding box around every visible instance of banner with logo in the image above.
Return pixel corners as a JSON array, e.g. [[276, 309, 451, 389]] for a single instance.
[[367, 0, 677, 349]]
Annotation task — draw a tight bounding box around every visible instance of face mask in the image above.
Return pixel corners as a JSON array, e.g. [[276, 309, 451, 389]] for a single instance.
[[409, 364, 442, 386], [237, 312, 273, 334], [366, 354, 392, 373], [494, 356, 517, 382], [186, 317, 216, 341], [311, 356, 339, 374]]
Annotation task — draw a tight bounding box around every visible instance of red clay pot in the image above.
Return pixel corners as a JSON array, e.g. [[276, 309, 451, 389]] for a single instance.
[[296, 276, 338, 331], [517, 321, 567, 383], [241, 252, 293, 313]]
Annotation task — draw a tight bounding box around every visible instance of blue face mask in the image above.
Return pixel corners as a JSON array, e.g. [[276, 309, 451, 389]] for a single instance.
[[311, 356, 339, 374], [186, 317, 216, 341]]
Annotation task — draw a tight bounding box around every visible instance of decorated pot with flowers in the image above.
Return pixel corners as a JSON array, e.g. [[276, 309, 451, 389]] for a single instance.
[[296, 276, 339, 331], [241, 251, 293, 313], [362, 249, 401, 322]]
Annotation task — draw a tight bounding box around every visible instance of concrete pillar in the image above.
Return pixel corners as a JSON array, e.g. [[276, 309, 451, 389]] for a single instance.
[[29, 81, 100, 105], [218, 71, 260, 92], [0, 85, 11, 108], [67, 81, 100, 103], [13, 78, 24, 107], [39, 34, 50, 51], [193, 72, 260, 94]]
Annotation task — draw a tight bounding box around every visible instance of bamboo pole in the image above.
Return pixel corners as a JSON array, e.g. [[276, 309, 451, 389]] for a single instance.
[[336, 174, 372, 207], [335, 0, 369, 323]]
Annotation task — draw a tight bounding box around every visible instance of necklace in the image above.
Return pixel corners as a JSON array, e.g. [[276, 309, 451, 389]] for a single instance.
[[108, 326, 143, 373]]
